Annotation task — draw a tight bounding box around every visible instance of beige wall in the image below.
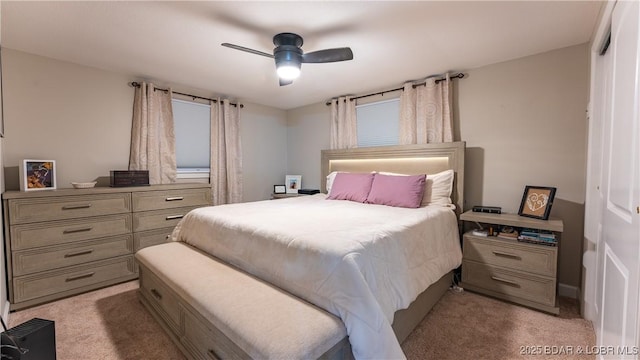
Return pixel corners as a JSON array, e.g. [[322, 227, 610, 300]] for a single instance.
[[286, 43, 590, 290], [0, 0, 7, 319], [2, 49, 134, 189], [1, 49, 288, 202], [0, 43, 589, 297], [457, 43, 589, 291]]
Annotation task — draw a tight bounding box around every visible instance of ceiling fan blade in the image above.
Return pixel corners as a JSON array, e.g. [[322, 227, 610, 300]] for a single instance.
[[279, 78, 294, 86], [221, 43, 274, 58], [302, 47, 353, 63]]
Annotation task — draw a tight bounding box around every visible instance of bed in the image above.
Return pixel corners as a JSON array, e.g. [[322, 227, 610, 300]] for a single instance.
[[138, 141, 465, 360]]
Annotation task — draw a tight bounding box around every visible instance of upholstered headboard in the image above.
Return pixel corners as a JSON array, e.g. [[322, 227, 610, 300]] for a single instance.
[[320, 142, 465, 217]]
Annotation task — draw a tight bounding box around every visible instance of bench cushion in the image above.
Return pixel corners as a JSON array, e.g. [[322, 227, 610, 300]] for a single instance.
[[136, 242, 348, 359]]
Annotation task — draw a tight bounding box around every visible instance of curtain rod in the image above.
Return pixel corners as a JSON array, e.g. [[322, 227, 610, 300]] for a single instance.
[[129, 82, 244, 108], [325, 73, 464, 106]]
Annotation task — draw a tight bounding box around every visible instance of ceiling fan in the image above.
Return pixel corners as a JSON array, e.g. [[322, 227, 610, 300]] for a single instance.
[[221, 32, 353, 86]]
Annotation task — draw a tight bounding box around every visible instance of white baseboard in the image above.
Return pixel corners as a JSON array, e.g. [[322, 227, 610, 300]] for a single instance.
[[559, 283, 580, 299], [2, 300, 9, 329]]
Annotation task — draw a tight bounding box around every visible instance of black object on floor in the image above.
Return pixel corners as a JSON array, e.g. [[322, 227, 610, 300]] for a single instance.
[[1, 318, 56, 360]]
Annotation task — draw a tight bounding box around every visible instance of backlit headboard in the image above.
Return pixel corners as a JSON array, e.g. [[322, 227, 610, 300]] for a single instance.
[[321, 142, 465, 216]]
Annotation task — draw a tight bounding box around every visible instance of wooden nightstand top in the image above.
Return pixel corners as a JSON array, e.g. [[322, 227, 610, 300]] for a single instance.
[[460, 210, 563, 232]]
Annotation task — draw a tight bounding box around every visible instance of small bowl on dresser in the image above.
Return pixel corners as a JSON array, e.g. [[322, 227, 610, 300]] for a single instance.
[[71, 181, 97, 189]]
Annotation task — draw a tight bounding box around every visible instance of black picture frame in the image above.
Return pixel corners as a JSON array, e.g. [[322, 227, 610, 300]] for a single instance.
[[518, 185, 556, 220], [274, 184, 286, 194]]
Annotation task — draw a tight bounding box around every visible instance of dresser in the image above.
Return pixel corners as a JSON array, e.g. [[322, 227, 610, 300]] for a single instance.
[[459, 211, 563, 314], [2, 183, 212, 310]]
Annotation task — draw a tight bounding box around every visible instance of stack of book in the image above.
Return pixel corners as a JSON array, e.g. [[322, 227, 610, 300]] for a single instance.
[[496, 228, 518, 240], [517, 229, 557, 246]]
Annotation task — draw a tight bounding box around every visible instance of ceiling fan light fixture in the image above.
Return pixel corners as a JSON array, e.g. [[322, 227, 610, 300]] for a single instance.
[[276, 63, 301, 80]]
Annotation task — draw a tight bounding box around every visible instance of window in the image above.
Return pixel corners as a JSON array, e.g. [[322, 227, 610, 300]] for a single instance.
[[172, 99, 210, 179], [356, 98, 400, 147]]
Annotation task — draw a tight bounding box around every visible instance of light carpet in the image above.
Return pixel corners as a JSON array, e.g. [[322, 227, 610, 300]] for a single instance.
[[8, 281, 594, 359]]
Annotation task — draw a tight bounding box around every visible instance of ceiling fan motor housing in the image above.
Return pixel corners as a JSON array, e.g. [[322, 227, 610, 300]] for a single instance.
[[273, 33, 304, 69]]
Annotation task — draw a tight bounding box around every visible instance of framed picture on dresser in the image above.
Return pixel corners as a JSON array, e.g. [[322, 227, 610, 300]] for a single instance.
[[20, 160, 57, 191]]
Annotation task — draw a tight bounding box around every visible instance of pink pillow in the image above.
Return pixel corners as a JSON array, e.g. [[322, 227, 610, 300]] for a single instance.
[[327, 172, 375, 203], [366, 173, 426, 208]]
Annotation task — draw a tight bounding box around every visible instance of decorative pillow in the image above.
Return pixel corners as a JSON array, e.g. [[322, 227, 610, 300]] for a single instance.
[[424, 169, 454, 207], [379, 169, 454, 207], [366, 173, 426, 208], [327, 172, 375, 203]]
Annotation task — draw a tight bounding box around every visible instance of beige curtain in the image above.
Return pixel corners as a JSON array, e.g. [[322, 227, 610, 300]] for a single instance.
[[129, 82, 177, 184], [399, 74, 453, 144], [210, 99, 243, 205], [330, 96, 357, 149]]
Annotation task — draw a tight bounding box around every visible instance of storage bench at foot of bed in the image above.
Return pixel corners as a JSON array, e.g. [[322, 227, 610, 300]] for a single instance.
[[135, 242, 352, 360]]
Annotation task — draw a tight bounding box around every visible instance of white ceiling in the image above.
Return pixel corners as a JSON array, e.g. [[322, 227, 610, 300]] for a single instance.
[[2, 1, 603, 110]]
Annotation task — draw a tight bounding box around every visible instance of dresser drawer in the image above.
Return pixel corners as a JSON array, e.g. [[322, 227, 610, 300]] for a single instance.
[[10, 213, 132, 250], [182, 305, 249, 360], [12, 234, 134, 276], [134, 227, 174, 252], [133, 206, 200, 232], [13, 255, 135, 303], [132, 188, 211, 212], [462, 260, 556, 307], [139, 267, 182, 334], [463, 235, 557, 277], [8, 193, 131, 224]]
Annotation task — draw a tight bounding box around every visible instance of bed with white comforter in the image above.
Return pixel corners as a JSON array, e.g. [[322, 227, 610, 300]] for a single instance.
[[171, 193, 462, 359]]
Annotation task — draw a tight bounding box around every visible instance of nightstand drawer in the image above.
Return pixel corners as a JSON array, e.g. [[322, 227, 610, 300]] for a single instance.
[[12, 234, 133, 276], [462, 260, 556, 307], [8, 193, 131, 224], [132, 188, 211, 212], [463, 235, 557, 277]]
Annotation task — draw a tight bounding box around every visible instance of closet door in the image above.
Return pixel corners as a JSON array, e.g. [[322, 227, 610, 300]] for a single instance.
[[599, 0, 640, 352]]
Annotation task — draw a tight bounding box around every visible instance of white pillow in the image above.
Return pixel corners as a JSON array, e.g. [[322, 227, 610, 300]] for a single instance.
[[425, 169, 454, 207], [379, 169, 454, 208], [326, 171, 340, 194]]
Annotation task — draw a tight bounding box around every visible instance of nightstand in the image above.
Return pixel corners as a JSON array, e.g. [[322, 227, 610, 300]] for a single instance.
[[270, 193, 301, 199], [459, 211, 563, 314]]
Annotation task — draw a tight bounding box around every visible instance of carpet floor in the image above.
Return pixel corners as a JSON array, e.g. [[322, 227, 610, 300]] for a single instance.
[[8, 281, 595, 360]]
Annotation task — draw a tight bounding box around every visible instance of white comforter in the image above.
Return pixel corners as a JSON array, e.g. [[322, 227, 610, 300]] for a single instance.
[[171, 194, 462, 359]]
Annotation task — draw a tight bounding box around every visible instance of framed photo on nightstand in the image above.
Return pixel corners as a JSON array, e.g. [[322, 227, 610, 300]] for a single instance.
[[518, 185, 556, 220], [274, 184, 286, 194], [285, 175, 302, 194]]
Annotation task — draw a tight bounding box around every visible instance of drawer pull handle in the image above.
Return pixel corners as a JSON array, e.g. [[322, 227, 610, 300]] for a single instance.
[[65, 272, 95, 282], [165, 234, 171, 240], [207, 349, 221, 360], [165, 196, 184, 201], [490, 276, 521, 288], [64, 249, 94, 258], [492, 251, 521, 260], [165, 215, 184, 220], [63, 227, 93, 234], [62, 204, 92, 210], [150, 288, 163, 301]]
